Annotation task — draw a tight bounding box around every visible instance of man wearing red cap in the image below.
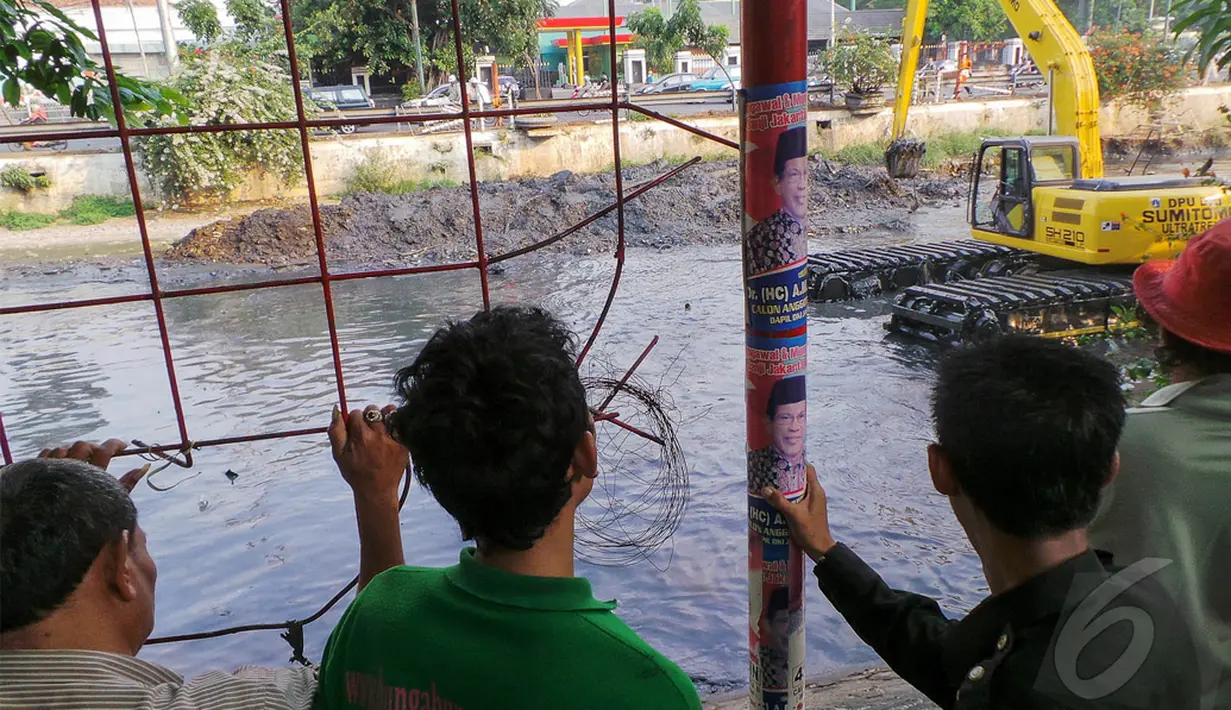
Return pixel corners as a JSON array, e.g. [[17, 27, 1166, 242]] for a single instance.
[[1090, 219, 1231, 709]]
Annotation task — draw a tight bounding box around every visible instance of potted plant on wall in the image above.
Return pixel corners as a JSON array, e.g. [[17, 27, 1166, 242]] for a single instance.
[[823, 31, 897, 111]]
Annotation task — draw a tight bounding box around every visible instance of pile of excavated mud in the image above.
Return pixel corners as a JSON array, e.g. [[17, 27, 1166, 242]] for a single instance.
[[165, 157, 966, 267]]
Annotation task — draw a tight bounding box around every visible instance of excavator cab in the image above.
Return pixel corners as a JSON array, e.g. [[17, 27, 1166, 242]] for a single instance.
[[969, 136, 1081, 240]]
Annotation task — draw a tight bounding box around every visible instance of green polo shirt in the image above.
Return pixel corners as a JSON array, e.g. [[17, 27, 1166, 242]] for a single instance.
[[317, 549, 701, 710], [1090, 375, 1231, 708]]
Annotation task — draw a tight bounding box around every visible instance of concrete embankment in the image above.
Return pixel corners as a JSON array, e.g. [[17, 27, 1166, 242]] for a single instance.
[[2, 85, 1228, 213], [703, 668, 935, 709]]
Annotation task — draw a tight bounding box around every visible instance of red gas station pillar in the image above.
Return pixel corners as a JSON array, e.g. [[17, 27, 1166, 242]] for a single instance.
[[740, 4, 810, 709]]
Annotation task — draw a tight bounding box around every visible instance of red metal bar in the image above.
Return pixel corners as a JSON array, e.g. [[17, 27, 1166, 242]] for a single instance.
[[488, 158, 700, 265], [596, 336, 659, 414], [0, 412, 12, 465], [0, 293, 152, 317], [604, 415, 664, 447], [449, 0, 491, 311], [89, 1, 193, 457], [575, 0, 629, 366], [619, 103, 741, 150], [278, 0, 350, 415], [0, 100, 656, 144], [0, 263, 482, 318]]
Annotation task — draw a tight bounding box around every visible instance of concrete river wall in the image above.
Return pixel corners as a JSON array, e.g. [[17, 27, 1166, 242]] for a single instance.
[[2, 85, 1229, 214]]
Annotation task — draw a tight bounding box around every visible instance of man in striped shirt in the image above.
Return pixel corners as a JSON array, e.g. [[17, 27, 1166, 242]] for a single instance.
[[0, 441, 317, 709]]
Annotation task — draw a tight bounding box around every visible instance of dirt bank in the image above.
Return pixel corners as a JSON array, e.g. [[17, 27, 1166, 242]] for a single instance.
[[163, 158, 966, 267]]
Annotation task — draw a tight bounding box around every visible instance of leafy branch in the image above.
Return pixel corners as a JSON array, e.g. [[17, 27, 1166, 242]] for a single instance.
[[0, 0, 186, 123]]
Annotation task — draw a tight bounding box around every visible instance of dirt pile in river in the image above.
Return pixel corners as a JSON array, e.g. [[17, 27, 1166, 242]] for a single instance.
[[165, 158, 966, 267]]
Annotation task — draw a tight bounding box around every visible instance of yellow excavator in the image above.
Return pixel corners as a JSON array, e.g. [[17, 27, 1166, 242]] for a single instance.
[[807, 0, 1230, 342]]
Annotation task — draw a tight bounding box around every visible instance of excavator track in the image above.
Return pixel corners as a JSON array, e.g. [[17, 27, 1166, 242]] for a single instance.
[[886, 272, 1138, 343], [807, 240, 1037, 302]]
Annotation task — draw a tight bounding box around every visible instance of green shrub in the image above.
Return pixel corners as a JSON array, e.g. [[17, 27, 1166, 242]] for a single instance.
[[819, 128, 1018, 168], [60, 195, 137, 225], [345, 149, 400, 194], [822, 31, 897, 95], [828, 140, 888, 165], [1088, 28, 1190, 110], [0, 210, 56, 231], [1, 164, 51, 193], [138, 49, 306, 206], [344, 149, 459, 195]]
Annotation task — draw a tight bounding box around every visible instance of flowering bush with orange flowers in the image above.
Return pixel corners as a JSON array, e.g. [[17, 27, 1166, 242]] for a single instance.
[[1088, 28, 1191, 110]]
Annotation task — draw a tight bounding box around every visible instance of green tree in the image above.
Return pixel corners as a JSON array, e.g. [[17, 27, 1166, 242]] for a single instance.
[[627, 0, 731, 79], [923, 0, 1009, 41], [290, 0, 554, 89], [670, 0, 730, 65], [176, 0, 223, 46], [0, 0, 184, 122], [627, 8, 680, 74], [1171, 0, 1231, 71], [1055, 0, 1154, 33], [225, 0, 281, 49]]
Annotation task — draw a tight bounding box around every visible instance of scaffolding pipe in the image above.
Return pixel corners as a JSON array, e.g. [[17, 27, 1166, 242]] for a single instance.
[[741, 2, 809, 708]]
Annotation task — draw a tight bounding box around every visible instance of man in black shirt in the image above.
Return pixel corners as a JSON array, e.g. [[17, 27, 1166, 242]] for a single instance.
[[762, 336, 1205, 709]]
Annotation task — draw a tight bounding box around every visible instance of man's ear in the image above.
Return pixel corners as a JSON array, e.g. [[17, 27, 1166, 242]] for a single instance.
[[1104, 450, 1120, 488], [569, 430, 599, 482], [105, 530, 140, 602], [928, 444, 960, 497]]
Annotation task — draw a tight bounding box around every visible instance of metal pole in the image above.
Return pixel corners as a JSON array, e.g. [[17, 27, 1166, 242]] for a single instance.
[[410, 0, 426, 92], [741, 2, 808, 709], [1047, 68, 1055, 135], [154, 0, 178, 73], [125, 0, 150, 77], [830, 0, 837, 46], [1162, 0, 1173, 38]]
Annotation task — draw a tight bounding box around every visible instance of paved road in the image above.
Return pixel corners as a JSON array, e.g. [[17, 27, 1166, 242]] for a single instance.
[[3, 95, 736, 156]]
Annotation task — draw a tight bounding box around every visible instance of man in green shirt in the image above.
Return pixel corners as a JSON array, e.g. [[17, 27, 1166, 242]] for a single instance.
[[1090, 222, 1231, 709], [319, 306, 701, 710]]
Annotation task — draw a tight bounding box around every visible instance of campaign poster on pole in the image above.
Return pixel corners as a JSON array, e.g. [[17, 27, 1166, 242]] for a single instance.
[[743, 78, 809, 710]]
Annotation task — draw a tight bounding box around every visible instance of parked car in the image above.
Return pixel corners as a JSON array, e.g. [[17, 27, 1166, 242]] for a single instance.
[[497, 76, 521, 97], [687, 66, 741, 92], [306, 84, 375, 134], [401, 80, 493, 109], [636, 72, 699, 94]]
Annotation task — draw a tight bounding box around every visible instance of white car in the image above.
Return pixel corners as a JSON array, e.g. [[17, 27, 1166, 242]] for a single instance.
[[402, 82, 492, 109]]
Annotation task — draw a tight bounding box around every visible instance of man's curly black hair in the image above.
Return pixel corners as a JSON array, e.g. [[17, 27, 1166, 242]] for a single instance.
[[388, 306, 590, 551]]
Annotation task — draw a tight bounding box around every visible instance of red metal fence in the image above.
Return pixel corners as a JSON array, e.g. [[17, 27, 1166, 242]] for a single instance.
[[0, 0, 734, 659]]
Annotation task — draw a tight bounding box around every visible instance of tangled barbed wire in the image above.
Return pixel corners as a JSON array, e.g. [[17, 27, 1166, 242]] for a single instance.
[[579, 374, 689, 568]]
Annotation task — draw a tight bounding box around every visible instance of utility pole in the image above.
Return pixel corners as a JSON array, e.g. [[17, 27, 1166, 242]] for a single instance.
[[154, 0, 178, 74], [742, 3, 808, 709], [1162, 0, 1173, 39], [410, 0, 426, 91], [125, 0, 150, 77]]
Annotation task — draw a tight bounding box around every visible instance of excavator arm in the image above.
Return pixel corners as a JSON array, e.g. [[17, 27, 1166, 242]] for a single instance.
[[887, 0, 1104, 178], [890, 0, 928, 142]]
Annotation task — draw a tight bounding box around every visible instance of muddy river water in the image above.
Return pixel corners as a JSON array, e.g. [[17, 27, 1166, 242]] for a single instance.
[[0, 207, 984, 690]]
